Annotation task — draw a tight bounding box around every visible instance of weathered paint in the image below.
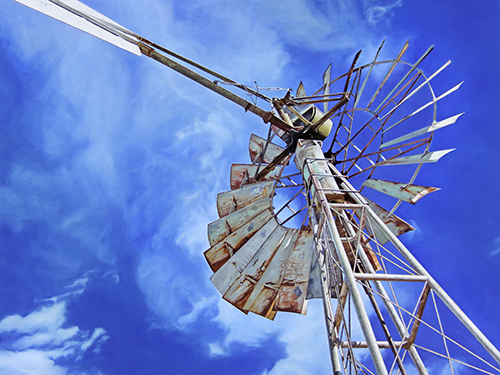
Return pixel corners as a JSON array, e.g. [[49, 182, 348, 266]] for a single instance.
[[243, 230, 299, 317], [274, 229, 314, 314], [249, 134, 286, 165], [374, 149, 454, 167], [204, 209, 274, 272], [323, 64, 331, 113], [230, 164, 282, 190], [295, 139, 344, 203], [364, 197, 415, 245], [210, 219, 278, 296], [363, 179, 440, 204], [381, 113, 464, 148], [217, 180, 275, 217], [207, 197, 273, 247], [15, 0, 142, 56], [296, 81, 306, 98], [223, 225, 289, 311]]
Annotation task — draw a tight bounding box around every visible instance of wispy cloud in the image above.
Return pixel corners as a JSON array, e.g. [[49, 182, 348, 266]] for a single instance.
[[0, 276, 108, 375]]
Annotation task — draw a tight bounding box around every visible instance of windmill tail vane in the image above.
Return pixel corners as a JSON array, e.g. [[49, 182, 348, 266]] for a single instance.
[[14, 0, 500, 374]]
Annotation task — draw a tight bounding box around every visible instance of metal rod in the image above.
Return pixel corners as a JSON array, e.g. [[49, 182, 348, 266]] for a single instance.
[[299, 141, 388, 375], [339, 171, 500, 366], [309, 208, 341, 375], [353, 273, 427, 282], [138, 43, 292, 132]]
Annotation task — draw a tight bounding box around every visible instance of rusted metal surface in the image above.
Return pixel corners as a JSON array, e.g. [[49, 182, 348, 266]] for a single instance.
[[210, 219, 278, 296], [374, 149, 454, 167], [217, 181, 275, 217], [381, 113, 464, 148], [274, 229, 314, 314], [295, 139, 344, 203], [364, 198, 415, 245], [230, 164, 282, 190], [243, 230, 299, 317], [207, 197, 272, 247], [403, 283, 431, 350], [363, 179, 440, 204], [249, 134, 287, 165], [223, 225, 289, 311], [204, 210, 274, 272]]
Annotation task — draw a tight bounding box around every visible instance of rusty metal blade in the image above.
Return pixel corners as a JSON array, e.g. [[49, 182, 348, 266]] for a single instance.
[[381, 60, 452, 122], [274, 229, 314, 314], [296, 81, 306, 98], [207, 197, 273, 247], [362, 179, 440, 204], [217, 181, 275, 218], [323, 64, 332, 113], [210, 219, 279, 296], [367, 40, 409, 109], [243, 230, 299, 316], [354, 38, 385, 109], [381, 113, 464, 148], [384, 81, 464, 133], [364, 198, 415, 245], [249, 134, 286, 165], [223, 225, 289, 311], [374, 149, 454, 167], [373, 44, 434, 113], [230, 164, 282, 190], [204, 210, 274, 272], [15, 0, 141, 55]]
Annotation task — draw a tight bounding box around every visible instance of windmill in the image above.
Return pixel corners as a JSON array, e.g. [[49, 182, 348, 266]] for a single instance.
[[12, 1, 500, 374]]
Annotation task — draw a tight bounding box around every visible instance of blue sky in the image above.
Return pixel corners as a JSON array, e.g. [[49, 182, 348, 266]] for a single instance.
[[0, 1, 499, 374]]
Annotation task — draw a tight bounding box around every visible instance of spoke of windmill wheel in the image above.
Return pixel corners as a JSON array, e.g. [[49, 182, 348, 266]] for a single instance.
[[384, 81, 464, 134], [335, 71, 421, 172], [354, 39, 386, 109], [373, 44, 434, 114], [381, 113, 464, 148], [381, 60, 452, 122], [366, 41, 409, 109], [339, 137, 431, 173]]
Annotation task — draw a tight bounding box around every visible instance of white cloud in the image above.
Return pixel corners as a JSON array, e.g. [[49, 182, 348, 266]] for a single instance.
[[0, 277, 107, 375]]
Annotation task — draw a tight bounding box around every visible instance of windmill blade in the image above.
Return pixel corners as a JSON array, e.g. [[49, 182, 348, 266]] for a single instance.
[[374, 149, 454, 167], [323, 64, 332, 113], [217, 180, 275, 217], [230, 164, 282, 190], [384, 81, 464, 133], [274, 229, 314, 314], [381, 60, 452, 121], [366, 40, 409, 109], [364, 197, 415, 245], [207, 197, 273, 247], [249, 134, 286, 165], [210, 219, 279, 296], [296, 81, 306, 98], [15, 0, 141, 55], [381, 113, 464, 148], [354, 38, 385, 109], [243, 230, 299, 318], [373, 44, 434, 113], [362, 179, 440, 204], [204, 210, 274, 272], [222, 225, 289, 311]]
